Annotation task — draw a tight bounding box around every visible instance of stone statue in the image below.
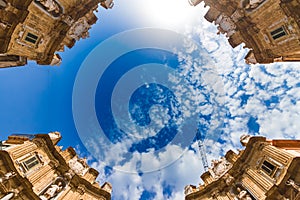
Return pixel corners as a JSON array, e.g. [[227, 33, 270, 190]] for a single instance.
[[0, 0, 7, 8], [234, 187, 252, 200], [40, 181, 63, 200], [240, 134, 251, 146], [286, 179, 300, 191], [36, 0, 60, 13], [244, 0, 265, 9], [0, 171, 16, 183]]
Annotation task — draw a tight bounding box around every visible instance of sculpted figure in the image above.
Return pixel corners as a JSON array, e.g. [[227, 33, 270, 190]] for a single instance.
[[40, 181, 63, 199], [37, 0, 60, 13]]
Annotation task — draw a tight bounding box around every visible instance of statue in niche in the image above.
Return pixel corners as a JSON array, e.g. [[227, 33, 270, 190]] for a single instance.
[[240, 134, 251, 146], [0, 0, 7, 9], [233, 187, 253, 200], [0, 171, 16, 182], [34, 0, 61, 16], [242, 0, 265, 10], [286, 179, 300, 191], [40, 180, 63, 200]]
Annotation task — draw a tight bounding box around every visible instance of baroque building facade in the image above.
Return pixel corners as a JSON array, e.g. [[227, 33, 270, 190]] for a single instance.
[[185, 135, 300, 200], [0, 132, 112, 200], [189, 0, 300, 64], [0, 0, 113, 68]]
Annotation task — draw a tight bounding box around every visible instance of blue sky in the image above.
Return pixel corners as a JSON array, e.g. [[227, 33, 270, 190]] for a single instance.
[[1, 1, 300, 200]]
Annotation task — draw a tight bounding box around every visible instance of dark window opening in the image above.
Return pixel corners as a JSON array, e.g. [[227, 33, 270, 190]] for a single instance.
[[261, 160, 275, 175], [25, 32, 38, 44], [270, 27, 287, 40], [23, 155, 40, 170]]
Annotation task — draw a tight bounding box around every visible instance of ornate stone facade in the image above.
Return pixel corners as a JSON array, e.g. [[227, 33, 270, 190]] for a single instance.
[[0, 0, 113, 68], [185, 135, 300, 200], [189, 0, 300, 64], [0, 132, 112, 200]]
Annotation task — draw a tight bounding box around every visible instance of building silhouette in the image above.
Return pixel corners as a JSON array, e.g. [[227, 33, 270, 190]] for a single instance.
[[0, 0, 113, 68], [185, 135, 300, 199], [189, 0, 300, 64], [0, 132, 112, 200]]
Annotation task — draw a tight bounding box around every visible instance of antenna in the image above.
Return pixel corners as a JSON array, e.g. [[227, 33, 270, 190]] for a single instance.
[[196, 127, 209, 172]]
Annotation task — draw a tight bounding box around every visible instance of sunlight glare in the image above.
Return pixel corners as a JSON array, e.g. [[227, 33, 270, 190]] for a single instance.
[[140, 0, 202, 29]]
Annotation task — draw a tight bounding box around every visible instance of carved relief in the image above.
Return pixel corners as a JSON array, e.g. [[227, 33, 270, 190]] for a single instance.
[[215, 14, 236, 37], [64, 170, 75, 180], [77, 184, 86, 195], [231, 9, 244, 22], [224, 174, 234, 185], [68, 18, 91, 41], [68, 157, 89, 176], [209, 157, 232, 179]]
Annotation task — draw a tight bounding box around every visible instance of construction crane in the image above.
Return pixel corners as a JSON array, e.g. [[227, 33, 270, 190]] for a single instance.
[[196, 125, 209, 172]]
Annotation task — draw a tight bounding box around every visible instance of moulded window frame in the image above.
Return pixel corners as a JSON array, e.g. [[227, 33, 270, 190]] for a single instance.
[[259, 158, 279, 178], [23, 31, 40, 46], [269, 26, 288, 41], [24, 32, 39, 44], [19, 152, 42, 172]]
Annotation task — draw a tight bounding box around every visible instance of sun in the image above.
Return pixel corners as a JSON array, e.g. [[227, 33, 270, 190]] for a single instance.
[[139, 0, 203, 29]]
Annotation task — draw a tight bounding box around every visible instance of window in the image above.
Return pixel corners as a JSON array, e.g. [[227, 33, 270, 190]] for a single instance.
[[24, 32, 39, 44], [0, 141, 10, 150], [261, 160, 275, 175], [22, 155, 40, 171], [270, 27, 287, 40]]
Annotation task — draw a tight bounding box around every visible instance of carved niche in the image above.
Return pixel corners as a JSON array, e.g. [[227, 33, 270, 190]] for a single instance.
[[39, 177, 66, 200], [0, 171, 16, 192], [34, 0, 63, 17], [241, 0, 266, 11], [0, 0, 7, 9]]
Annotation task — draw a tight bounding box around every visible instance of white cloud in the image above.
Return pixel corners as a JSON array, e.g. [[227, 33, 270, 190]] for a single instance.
[[82, 2, 300, 199]]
